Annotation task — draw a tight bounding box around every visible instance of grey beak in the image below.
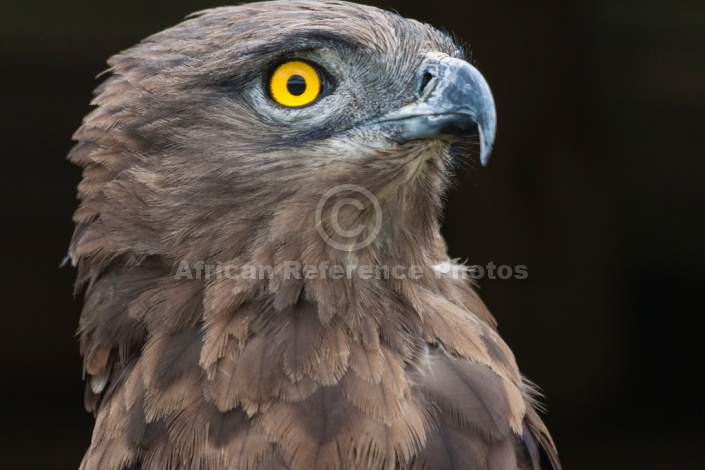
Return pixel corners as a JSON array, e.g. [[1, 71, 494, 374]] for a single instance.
[[375, 57, 497, 166]]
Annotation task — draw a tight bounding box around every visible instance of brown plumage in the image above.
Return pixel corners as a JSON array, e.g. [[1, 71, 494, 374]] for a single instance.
[[68, 1, 560, 469]]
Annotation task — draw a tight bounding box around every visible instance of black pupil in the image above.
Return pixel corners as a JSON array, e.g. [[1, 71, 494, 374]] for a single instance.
[[287, 75, 306, 96]]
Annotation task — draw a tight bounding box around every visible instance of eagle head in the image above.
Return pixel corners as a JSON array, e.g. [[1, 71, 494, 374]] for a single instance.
[[69, 0, 495, 278]]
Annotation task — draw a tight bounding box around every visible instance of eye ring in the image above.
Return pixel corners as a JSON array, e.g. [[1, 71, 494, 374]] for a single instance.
[[268, 60, 325, 108]]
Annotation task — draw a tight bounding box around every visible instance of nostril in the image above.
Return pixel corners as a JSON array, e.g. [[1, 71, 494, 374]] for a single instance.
[[419, 71, 434, 94]]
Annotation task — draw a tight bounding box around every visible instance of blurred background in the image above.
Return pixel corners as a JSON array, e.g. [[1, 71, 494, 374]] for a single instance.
[[1, 0, 703, 468]]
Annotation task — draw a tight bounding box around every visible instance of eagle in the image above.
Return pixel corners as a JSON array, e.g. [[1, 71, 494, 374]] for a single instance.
[[68, 1, 560, 469]]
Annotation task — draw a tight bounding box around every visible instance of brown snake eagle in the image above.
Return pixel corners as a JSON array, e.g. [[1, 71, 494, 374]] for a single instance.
[[68, 1, 560, 468]]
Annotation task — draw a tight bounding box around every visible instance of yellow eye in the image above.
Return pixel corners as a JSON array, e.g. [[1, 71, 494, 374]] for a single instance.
[[269, 61, 322, 107]]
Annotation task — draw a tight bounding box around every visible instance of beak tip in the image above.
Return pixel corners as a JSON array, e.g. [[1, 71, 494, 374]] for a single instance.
[[480, 147, 491, 167], [478, 125, 495, 167], [470, 66, 496, 168]]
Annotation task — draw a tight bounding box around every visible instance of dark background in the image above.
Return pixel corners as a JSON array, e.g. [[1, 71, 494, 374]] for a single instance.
[[2, 0, 703, 468]]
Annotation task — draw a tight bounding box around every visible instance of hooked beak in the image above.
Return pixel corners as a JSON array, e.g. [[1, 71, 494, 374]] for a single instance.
[[374, 56, 497, 166]]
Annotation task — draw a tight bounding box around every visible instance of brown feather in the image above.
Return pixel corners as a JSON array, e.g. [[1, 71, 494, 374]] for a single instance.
[[200, 301, 257, 378], [255, 384, 426, 470], [481, 437, 518, 470], [411, 414, 492, 470], [410, 345, 513, 440]]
